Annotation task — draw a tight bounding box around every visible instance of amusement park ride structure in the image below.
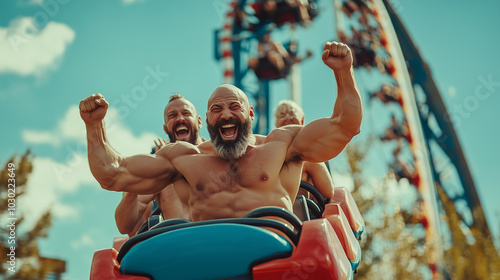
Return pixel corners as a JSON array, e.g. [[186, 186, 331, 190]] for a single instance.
[[214, 0, 491, 279]]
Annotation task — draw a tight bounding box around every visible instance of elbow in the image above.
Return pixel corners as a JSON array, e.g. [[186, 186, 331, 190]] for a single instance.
[[101, 179, 116, 191], [347, 113, 362, 138], [341, 124, 361, 140], [115, 213, 131, 234], [351, 127, 361, 137], [98, 176, 117, 191], [92, 166, 122, 191], [116, 222, 133, 235], [118, 225, 131, 235]]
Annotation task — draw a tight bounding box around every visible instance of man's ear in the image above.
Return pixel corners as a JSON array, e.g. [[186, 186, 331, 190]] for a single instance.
[[301, 117, 305, 125], [163, 124, 168, 134], [197, 115, 202, 128], [249, 105, 255, 121]]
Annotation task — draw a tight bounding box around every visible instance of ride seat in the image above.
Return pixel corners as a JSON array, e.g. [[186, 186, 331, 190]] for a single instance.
[[292, 195, 310, 221], [135, 214, 163, 235], [120, 223, 293, 280], [329, 187, 365, 239], [324, 203, 362, 271]]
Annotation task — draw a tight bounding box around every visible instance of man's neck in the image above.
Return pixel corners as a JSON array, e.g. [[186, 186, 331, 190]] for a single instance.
[[194, 136, 204, 145]]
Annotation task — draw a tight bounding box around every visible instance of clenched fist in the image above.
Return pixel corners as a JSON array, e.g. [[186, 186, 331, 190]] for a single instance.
[[321, 41, 353, 72], [79, 93, 109, 125]]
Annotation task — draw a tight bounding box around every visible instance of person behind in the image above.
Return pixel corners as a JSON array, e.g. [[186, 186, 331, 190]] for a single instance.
[[389, 140, 419, 186], [260, 0, 312, 27], [274, 100, 334, 201], [248, 33, 290, 79], [369, 83, 402, 105], [380, 114, 410, 142], [114, 94, 204, 236], [249, 33, 312, 80], [80, 41, 362, 235]]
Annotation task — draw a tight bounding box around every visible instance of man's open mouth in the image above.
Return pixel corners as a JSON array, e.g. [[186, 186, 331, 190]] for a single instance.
[[219, 124, 238, 140], [281, 120, 296, 126], [175, 125, 190, 139]]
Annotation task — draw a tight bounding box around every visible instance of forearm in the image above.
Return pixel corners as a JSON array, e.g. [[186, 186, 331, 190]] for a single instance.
[[115, 192, 140, 235], [332, 68, 363, 136], [289, 68, 362, 161], [307, 162, 334, 199], [86, 121, 123, 189]]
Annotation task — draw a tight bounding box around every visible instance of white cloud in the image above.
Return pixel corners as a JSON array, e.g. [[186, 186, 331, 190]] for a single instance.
[[21, 130, 56, 144], [0, 17, 75, 76], [22, 105, 160, 155], [18, 155, 91, 231], [19, 104, 161, 230], [22, 105, 84, 146], [71, 233, 95, 249]]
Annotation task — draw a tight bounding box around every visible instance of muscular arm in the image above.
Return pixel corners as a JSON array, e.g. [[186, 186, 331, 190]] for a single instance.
[[288, 42, 362, 163], [303, 162, 334, 199], [80, 94, 178, 194], [114, 193, 155, 235]]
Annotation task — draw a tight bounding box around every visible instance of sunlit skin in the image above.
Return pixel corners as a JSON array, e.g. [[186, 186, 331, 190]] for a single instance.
[[275, 101, 334, 200], [114, 97, 202, 236], [164, 98, 202, 143], [81, 41, 362, 232]]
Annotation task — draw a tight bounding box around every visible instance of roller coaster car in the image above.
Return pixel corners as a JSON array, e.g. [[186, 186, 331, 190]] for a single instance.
[[90, 183, 364, 280]]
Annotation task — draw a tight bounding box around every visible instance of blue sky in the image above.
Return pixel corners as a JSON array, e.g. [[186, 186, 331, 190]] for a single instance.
[[0, 0, 499, 279]]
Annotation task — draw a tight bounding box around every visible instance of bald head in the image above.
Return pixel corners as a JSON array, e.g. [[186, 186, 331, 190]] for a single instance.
[[208, 84, 250, 111]]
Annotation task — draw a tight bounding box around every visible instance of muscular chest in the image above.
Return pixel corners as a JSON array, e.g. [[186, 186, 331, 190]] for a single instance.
[[174, 143, 286, 194]]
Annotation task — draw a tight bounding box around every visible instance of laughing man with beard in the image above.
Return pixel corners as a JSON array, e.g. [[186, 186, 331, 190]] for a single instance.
[[81, 41, 362, 234], [114, 94, 204, 237]]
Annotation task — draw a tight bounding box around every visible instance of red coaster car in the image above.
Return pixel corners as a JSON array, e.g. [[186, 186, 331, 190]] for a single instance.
[[90, 183, 364, 280]]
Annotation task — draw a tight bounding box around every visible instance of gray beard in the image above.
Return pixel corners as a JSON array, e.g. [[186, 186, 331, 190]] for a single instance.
[[212, 134, 248, 160], [208, 120, 251, 160]]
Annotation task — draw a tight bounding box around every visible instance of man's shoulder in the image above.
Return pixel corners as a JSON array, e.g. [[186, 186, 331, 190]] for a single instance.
[[156, 142, 200, 159], [267, 125, 303, 142]]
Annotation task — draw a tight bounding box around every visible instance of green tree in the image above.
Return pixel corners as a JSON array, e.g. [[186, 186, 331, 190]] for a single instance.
[[0, 151, 54, 280], [344, 140, 500, 279], [343, 141, 426, 280], [437, 183, 500, 279]]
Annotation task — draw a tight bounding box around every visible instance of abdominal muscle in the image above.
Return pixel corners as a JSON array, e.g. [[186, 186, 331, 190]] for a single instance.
[[188, 186, 297, 246], [188, 185, 292, 222]]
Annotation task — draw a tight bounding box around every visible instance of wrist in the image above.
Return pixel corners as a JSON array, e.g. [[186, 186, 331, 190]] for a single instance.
[[85, 120, 105, 129], [332, 67, 353, 76]]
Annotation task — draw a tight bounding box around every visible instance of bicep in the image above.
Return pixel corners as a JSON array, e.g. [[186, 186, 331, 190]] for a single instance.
[[110, 154, 177, 194], [288, 117, 354, 163]]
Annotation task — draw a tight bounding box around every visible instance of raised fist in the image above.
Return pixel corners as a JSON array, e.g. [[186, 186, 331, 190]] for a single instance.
[[321, 41, 353, 72], [79, 93, 109, 125]]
